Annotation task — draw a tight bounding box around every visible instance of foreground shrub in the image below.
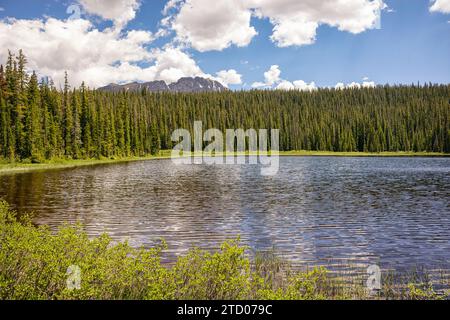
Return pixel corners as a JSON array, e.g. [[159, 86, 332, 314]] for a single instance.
[[171, 241, 253, 300], [0, 200, 447, 300], [0, 200, 170, 299]]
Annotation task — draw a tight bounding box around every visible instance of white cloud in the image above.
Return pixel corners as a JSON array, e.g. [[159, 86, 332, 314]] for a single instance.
[[77, 0, 140, 28], [252, 65, 316, 91], [167, 0, 386, 50], [148, 46, 206, 84], [254, 0, 386, 47], [275, 80, 317, 91], [0, 18, 151, 85], [335, 80, 376, 89], [269, 18, 318, 47], [264, 65, 281, 85], [171, 0, 257, 51], [275, 80, 295, 90], [215, 69, 243, 86], [362, 81, 376, 88], [335, 82, 346, 90], [293, 80, 317, 91], [430, 0, 450, 14], [163, 0, 183, 15], [251, 81, 268, 89], [0, 7, 4, 12], [251, 65, 281, 88], [347, 82, 362, 89], [0, 17, 224, 87]]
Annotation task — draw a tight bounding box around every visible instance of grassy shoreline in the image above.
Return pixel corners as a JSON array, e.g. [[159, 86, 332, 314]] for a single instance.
[[0, 151, 174, 175], [0, 150, 448, 175]]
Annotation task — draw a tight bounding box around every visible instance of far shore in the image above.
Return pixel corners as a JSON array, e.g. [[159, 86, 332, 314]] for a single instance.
[[0, 150, 448, 175]]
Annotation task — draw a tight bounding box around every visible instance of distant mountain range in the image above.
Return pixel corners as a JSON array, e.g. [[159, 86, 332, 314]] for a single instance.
[[98, 77, 227, 93]]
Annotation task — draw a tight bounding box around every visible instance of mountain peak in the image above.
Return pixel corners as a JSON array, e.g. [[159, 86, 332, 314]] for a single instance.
[[98, 77, 227, 93]]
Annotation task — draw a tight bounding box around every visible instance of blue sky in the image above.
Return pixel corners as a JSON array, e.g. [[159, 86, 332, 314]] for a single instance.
[[0, 0, 449, 89]]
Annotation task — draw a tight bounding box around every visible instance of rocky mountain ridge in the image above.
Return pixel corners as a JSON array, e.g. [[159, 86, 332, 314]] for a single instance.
[[98, 77, 227, 93]]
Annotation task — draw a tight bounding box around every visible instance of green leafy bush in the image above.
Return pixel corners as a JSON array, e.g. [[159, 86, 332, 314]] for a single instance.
[[406, 283, 444, 300], [0, 200, 447, 300], [0, 200, 169, 299]]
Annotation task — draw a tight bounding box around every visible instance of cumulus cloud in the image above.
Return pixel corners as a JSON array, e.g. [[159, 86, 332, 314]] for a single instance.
[[171, 0, 257, 51], [77, 46, 206, 86], [347, 82, 362, 89], [0, 18, 152, 85], [275, 80, 316, 91], [147, 46, 206, 84], [251, 81, 268, 89], [215, 69, 243, 86], [269, 19, 318, 47], [264, 65, 281, 85], [252, 65, 316, 91], [167, 0, 385, 50], [292, 80, 317, 91], [275, 80, 294, 90], [335, 80, 376, 89], [335, 82, 346, 90], [0, 17, 225, 87], [77, 0, 140, 28], [362, 81, 376, 88], [255, 0, 386, 47], [251, 65, 281, 88], [0, 1, 387, 90], [430, 0, 450, 14]]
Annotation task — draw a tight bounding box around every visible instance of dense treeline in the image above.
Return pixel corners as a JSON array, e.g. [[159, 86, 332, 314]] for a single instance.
[[0, 50, 449, 162]]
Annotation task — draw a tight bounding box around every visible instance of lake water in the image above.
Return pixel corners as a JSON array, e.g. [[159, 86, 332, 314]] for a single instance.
[[1, 157, 449, 272]]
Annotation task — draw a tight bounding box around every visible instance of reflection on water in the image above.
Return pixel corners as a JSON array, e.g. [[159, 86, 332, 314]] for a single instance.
[[0, 157, 449, 271]]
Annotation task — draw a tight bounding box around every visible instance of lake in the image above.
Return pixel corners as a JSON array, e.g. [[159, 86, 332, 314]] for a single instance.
[[0, 156, 449, 272]]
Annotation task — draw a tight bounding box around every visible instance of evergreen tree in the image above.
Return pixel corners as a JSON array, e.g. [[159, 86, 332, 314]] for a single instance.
[[24, 71, 42, 161], [0, 50, 449, 162], [71, 90, 81, 159], [63, 72, 73, 157]]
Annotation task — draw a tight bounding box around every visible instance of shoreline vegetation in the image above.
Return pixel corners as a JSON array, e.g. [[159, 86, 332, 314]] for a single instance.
[[0, 200, 448, 300], [0, 150, 448, 175]]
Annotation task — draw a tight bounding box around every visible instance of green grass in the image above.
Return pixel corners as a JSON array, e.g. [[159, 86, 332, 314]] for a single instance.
[[1, 150, 448, 175], [0, 151, 173, 175], [0, 200, 448, 300]]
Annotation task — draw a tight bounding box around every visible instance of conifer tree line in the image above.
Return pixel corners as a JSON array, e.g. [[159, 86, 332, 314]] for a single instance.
[[0, 50, 449, 162]]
